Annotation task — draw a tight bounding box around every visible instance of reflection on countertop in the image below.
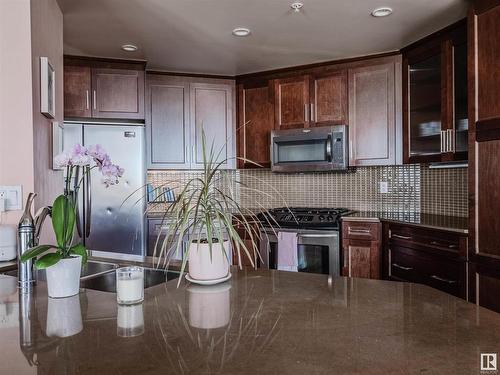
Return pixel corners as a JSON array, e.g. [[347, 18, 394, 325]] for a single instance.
[[343, 211, 468, 234], [0, 267, 499, 374]]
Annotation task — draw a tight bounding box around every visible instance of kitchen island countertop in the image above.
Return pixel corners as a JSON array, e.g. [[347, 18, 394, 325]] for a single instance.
[[0, 267, 499, 374]]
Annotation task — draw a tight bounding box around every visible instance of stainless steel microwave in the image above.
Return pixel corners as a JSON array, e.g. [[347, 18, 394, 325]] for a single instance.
[[270, 125, 348, 172]]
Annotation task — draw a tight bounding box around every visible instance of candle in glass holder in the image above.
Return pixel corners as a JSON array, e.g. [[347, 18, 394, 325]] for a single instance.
[[116, 267, 144, 305]]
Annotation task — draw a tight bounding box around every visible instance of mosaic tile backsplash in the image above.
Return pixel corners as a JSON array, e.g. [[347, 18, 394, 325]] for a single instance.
[[147, 165, 468, 217]]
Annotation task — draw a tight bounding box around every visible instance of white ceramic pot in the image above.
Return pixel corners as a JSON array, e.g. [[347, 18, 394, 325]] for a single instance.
[[188, 284, 231, 329], [45, 255, 82, 298], [188, 240, 230, 281], [46, 294, 83, 337]]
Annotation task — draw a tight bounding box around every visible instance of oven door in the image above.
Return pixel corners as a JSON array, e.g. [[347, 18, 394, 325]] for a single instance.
[[259, 229, 340, 277]]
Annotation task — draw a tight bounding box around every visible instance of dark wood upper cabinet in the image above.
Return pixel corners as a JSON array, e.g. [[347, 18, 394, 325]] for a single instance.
[[348, 62, 398, 166], [145, 74, 236, 170], [468, 2, 500, 313], [274, 76, 310, 129], [64, 57, 145, 120], [310, 70, 347, 126], [237, 83, 274, 168], [64, 66, 91, 118], [190, 82, 235, 169], [92, 69, 144, 120], [402, 20, 467, 164], [146, 75, 190, 169], [237, 54, 402, 169], [274, 73, 348, 129]]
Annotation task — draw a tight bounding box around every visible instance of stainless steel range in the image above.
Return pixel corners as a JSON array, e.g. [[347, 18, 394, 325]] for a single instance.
[[258, 207, 354, 277]]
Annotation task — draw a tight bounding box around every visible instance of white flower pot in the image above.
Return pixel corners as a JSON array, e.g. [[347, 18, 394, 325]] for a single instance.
[[45, 255, 82, 298], [46, 294, 83, 338], [188, 240, 230, 281]]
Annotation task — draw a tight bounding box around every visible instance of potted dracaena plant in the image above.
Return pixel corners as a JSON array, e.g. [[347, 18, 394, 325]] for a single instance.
[[21, 144, 124, 298], [147, 129, 285, 285]]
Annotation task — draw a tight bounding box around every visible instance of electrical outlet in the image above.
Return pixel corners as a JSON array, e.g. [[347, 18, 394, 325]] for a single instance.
[[379, 181, 389, 194], [0, 186, 23, 210]]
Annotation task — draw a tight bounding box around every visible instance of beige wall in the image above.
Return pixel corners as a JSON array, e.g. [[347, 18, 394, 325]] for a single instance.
[[0, 0, 63, 244], [0, 0, 35, 225], [30, 0, 64, 216]]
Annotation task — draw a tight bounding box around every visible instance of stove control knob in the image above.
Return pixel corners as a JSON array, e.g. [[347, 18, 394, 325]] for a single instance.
[[319, 215, 325, 221], [327, 215, 334, 221]]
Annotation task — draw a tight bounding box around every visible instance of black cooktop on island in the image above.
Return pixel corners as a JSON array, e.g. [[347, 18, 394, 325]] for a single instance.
[[258, 207, 355, 230]]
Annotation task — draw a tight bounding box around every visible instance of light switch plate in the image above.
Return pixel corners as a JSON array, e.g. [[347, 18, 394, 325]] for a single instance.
[[379, 181, 389, 194], [0, 186, 23, 210]]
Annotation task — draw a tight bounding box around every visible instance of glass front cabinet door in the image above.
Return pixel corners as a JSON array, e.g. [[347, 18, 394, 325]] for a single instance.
[[403, 21, 467, 164]]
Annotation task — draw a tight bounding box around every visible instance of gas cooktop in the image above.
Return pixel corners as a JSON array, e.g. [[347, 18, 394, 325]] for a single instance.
[[258, 207, 355, 229]]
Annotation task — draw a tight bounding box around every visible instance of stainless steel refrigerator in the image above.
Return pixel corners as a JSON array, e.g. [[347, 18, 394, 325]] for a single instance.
[[63, 122, 146, 256]]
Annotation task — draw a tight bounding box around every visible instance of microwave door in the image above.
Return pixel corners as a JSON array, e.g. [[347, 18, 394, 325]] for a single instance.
[[273, 136, 330, 164]]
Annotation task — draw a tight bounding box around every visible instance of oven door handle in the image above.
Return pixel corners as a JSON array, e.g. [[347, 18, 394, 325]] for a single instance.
[[298, 233, 338, 239]]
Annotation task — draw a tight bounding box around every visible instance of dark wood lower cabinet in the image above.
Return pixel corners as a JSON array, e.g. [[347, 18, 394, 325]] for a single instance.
[[342, 220, 381, 279], [232, 217, 260, 267], [383, 222, 468, 299]]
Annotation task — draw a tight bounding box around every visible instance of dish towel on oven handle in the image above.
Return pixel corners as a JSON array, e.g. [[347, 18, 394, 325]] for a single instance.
[[277, 231, 298, 272]]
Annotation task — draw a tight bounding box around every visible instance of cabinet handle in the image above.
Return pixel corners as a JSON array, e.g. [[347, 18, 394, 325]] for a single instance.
[[304, 104, 309, 122], [430, 275, 456, 284], [430, 241, 458, 249], [392, 234, 411, 240], [85, 90, 89, 110], [440, 130, 445, 153], [348, 228, 371, 234], [349, 140, 353, 160], [448, 129, 455, 152], [392, 263, 413, 271], [446, 129, 453, 152], [93, 90, 97, 110], [310, 103, 315, 122]]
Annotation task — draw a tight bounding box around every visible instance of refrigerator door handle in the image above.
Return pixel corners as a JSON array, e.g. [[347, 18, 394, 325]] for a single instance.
[[85, 167, 92, 237], [75, 200, 83, 238], [72, 167, 83, 239]]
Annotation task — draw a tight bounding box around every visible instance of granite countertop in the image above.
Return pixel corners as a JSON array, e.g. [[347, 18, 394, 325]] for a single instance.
[[1, 267, 499, 374], [342, 211, 469, 234]]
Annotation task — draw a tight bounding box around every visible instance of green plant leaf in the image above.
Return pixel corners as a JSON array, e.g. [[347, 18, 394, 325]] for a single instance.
[[69, 243, 88, 264], [35, 252, 62, 269], [20, 245, 54, 263], [52, 194, 76, 248]]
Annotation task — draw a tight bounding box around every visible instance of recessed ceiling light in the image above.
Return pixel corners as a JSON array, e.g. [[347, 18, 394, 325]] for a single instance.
[[371, 7, 393, 17], [121, 44, 138, 52], [290, 2, 304, 12], [232, 27, 251, 37]]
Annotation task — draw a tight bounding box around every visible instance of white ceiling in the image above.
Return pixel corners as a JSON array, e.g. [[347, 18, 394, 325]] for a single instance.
[[58, 0, 468, 76]]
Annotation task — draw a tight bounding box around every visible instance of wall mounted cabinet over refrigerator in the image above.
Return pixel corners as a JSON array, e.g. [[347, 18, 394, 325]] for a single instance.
[[64, 57, 145, 120]]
